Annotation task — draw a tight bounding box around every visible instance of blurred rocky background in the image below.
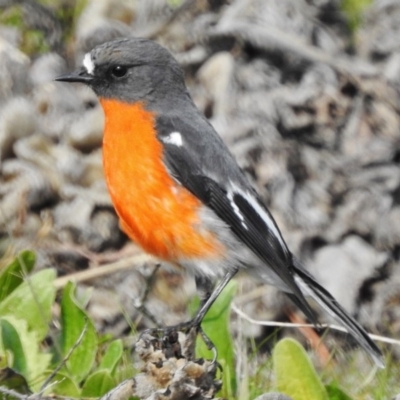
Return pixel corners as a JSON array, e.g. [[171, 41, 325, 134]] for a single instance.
[[1, 0, 400, 361]]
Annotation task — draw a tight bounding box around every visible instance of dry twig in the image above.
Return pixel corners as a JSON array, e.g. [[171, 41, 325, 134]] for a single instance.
[[232, 303, 400, 347]]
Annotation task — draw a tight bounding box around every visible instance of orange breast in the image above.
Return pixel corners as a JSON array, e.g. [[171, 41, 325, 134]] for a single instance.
[[100, 98, 223, 261]]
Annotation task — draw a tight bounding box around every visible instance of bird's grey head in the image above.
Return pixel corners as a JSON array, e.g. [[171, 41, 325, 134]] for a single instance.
[[57, 37, 188, 109]]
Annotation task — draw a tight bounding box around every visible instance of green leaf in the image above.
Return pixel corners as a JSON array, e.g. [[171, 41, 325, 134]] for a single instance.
[[0, 269, 56, 342], [60, 282, 97, 384], [0, 316, 51, 391], [0, 251, 36, 302], [273, 338, 329, 400], [40, 371, 81, 398], [326, 383, 354, 400], [98, 339, 123, 375], [81, 370, 115, 397], [0, 319, 25, 375], [195, 280, 237, 398], [112, 352, 137, 383], [0, 367, 31, 395]]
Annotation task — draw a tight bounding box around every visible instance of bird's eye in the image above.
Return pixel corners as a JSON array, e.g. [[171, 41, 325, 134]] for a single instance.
[[110, 65, 128, 78]]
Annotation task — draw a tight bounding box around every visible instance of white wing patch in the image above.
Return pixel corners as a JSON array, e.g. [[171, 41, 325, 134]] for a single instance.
[[229, 182, 286, 248], [227, 190, 247, 229], [83, 53, 95, 75], [163, 132, 183, 147]]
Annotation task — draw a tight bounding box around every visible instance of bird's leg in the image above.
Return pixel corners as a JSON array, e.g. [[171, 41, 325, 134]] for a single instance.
[[195, 275, 214, 309], [191, 268, 238, 327], [191, 270, 238, 360], [133, 263, 161, 326], [193, 275, 215, 352], [139, 268, 238, 361]]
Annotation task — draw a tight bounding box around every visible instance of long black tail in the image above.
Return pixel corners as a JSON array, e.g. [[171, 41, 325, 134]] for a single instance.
[[292, 257, 384, 368]]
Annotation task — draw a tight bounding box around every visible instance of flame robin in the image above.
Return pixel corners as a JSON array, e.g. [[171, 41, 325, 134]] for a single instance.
[[56, 37, 383, 367]]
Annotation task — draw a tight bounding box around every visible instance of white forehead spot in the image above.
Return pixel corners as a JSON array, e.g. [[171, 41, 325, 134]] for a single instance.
[[163, 132, 183, 147], [83, 53, 95, 75]]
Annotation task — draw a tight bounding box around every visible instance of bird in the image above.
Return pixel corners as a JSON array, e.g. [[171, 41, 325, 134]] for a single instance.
[[56, 37, 384, 368]]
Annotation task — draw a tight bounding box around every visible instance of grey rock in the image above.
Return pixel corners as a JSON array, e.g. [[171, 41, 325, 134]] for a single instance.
[[0, 24, 21, 46], [0, 97, 38, 161], [308, 236, 388, 314], [30, 53, 67, 85], [0, 38, 31, 102]]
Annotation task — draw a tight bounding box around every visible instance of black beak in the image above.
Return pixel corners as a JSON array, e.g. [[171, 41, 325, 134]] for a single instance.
[[55, 68, 94, 84]]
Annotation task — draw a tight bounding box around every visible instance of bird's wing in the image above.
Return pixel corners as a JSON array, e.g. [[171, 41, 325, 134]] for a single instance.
[[156, 112, 316, 322]]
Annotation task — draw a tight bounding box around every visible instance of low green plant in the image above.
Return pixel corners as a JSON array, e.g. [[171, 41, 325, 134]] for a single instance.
[[341, 0, 373, 32], [273, 338, 353, 400], [0, 251, 129, 398], [0, 251, 397, 399]]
